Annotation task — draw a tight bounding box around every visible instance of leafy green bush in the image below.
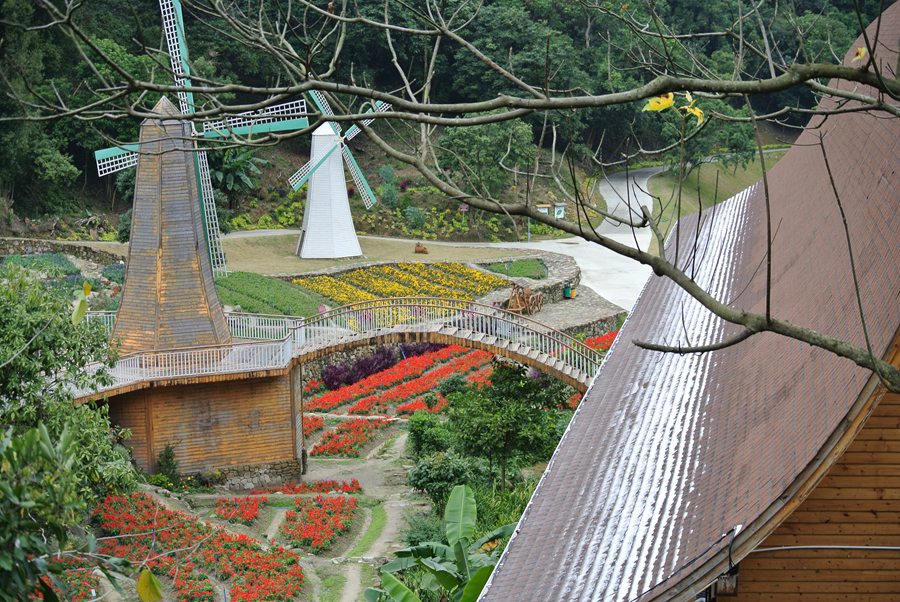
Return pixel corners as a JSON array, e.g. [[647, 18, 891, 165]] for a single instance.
[[407, 452, 488, 512], [216, 271, 331, 316], [402, 509, 445, 546], [438, 373, 468, 397], [403, 206, 427, 228], [156, 443, 179, 482], [117, 209, 132, 242], [2, 253, 79, 277], [472, 479, 536, 537], [407, 413, 453, 460], [101, 263, 125, 284]]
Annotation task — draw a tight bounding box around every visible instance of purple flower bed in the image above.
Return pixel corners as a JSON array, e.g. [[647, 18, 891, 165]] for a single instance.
[[321, 343, 446, 390]]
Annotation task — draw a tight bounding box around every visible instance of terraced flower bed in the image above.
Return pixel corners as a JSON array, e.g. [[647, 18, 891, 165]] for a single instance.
[[395, 394, 448, 416], [310, 418, 391, 457], [347, 349, 492, 415], [94, 492, 304, 601], [305, 346, 467, 412], [250, 479, 362, 495], [302, 415, 325, 437], [292, 262, 507, 304], [214, 496, 267, 525], [279, 495, 358, 553]]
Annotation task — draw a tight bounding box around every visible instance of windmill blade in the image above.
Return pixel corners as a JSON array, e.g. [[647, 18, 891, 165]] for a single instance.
[[195, 150, 228, 277], [344, 101, 392, 142], [307, 90, 341, 135], [288, 143, 341, 191], [159, 0, 196, 115], [95, 144, 140, 177], [202, 99, 309, 138], [342, 146, 377, 209]]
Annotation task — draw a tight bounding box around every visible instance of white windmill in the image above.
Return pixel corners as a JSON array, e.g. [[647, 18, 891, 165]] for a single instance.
[[93, 0, 311, 277], [288, 91, 391, 258]]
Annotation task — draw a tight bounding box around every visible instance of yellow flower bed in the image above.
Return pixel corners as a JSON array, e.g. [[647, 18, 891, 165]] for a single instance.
[[294, 263, 508, 306], [363, 265, 465, 299], [343, 269, 419, 298], [400, 262, 507, 297], [291, 275, 377, 306]]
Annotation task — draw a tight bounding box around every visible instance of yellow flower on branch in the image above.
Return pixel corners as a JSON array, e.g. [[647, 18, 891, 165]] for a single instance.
[[678, 92, 704, 124], [642, 92, 675, 112], [852, 46, 868, 63]]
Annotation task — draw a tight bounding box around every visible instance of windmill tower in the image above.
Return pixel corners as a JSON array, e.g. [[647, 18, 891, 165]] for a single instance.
[[289, 91, 391, 258], [94, 0, 310, 277], [112, 97, 231, 354]]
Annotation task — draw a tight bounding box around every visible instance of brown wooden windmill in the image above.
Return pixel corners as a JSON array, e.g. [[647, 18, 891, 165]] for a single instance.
[[112, 96, 231, 354]]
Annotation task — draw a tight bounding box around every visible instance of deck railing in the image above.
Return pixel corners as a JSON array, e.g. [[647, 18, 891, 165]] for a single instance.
[[78, 299, 601, 398]]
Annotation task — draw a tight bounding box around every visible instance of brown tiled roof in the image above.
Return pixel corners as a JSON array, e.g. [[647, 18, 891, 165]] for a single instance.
[[482, 7, 900, 601], [112, 97, 231, 354]]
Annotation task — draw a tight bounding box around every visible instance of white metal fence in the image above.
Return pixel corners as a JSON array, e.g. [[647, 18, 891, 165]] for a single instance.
[[78, 299, 602, 398]]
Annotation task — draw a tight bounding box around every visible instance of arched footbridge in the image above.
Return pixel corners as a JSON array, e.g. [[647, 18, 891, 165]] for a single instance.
[[77, 298, 603, 401]]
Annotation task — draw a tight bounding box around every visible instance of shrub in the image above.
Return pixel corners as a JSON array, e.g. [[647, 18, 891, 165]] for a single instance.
[[407, 452, 488, 511], [101, 263, 125, 284], [116, 209, 132, 242], [156, 443, 179, 482], [400, 342, 445, 358], [407, 413, 453, 460], [471, 479, 537, 537], [403, 206, 426, 228], [438, 373, 468, 397], [215, 271, 330, 316], [402, 510, 445, 546]]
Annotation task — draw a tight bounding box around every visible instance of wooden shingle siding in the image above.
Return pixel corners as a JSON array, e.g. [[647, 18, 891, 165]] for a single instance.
[[112, 97, 231, 354], [735, 391, 900, 600], [107, 375, 295, 474]]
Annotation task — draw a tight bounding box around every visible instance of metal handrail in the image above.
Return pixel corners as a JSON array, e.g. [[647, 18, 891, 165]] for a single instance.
[[78, 299, 601, 397]]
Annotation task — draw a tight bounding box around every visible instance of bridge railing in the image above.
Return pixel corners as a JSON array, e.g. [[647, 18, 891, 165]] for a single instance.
[[298, 298, 602, 378], [87, 311, 304, 341], [77, 298, 601, 398]]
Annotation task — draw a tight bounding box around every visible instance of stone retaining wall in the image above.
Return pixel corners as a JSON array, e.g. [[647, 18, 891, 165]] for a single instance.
[[220, 459, 304, 490], [0, 237, 123, 265]]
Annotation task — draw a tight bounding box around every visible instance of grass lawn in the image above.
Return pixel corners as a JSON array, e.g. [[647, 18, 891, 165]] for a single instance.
[[348, 505, 388, 557], [646, 152, 785, 256], [222, 234, 525, 274], [484, 258, 548, 280], [215, 271, 331, 316]]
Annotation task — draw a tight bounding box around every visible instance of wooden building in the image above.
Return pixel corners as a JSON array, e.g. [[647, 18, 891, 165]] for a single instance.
[[482, 6, 900, 601]]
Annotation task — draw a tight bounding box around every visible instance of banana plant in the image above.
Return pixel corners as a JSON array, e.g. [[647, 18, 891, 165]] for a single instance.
[[366, 485, 516, 602]]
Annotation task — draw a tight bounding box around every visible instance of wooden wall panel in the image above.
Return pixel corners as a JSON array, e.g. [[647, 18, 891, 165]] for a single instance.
[[107, 390, 150, 469], [734, 391, 900, 600], [107, 375, 295, 474]]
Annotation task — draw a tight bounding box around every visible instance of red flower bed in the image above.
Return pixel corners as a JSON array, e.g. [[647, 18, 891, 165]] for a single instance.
[[466, 366, 493, 387], [214, 496, 266, 525], [585, 330, 619, 351], [305, 346, 466, 412], [310, 418, 391, 457], [35, 555, 99, 601], [303, 379, 324, 395], [279, 495, 357, 553], [395, 394, 448, 416], [249, 479, 362, 495], [347, 350, 492, 415], [302, 415, 325, 437], [93, 493, 303, 601]]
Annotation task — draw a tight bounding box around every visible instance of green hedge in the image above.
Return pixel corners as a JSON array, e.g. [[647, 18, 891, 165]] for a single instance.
[[2, 253, 80, 277]]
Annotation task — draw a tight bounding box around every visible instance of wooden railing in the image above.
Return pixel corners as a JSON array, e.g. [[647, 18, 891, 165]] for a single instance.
[[78, 299, 602, 398]]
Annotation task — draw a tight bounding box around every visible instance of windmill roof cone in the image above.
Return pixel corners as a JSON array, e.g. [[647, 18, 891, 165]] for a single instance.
[[112, 96, 232, 354]]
